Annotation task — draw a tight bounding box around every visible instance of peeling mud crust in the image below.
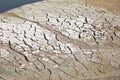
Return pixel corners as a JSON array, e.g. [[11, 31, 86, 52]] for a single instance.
[[0, 0, 120, 80]]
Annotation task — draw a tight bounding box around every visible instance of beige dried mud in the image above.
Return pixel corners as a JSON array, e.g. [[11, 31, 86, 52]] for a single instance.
[[85, 0, 120, 15], [0, 0, 120, 80]]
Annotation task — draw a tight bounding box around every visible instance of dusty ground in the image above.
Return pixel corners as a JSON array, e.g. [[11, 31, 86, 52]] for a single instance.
[[85, 0, 120, 14], [0, 0, 120, 80]]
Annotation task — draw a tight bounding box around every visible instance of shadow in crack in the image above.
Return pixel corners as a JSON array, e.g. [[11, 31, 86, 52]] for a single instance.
[[0, 0, 43, 13]]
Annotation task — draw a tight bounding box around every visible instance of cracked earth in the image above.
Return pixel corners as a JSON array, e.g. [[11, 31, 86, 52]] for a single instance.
[[0, 0, 120, 80]]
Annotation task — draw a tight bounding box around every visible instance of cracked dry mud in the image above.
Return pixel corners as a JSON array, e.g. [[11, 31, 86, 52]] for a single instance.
[[0, 0, 120, 80]]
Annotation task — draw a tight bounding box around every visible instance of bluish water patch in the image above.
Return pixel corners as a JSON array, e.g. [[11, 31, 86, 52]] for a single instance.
[[0, 0, 42, 13]]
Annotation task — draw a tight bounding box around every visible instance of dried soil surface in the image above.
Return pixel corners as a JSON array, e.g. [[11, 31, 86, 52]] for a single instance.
[[0, 0, 120, 80], [85, 0, 120, 14]]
